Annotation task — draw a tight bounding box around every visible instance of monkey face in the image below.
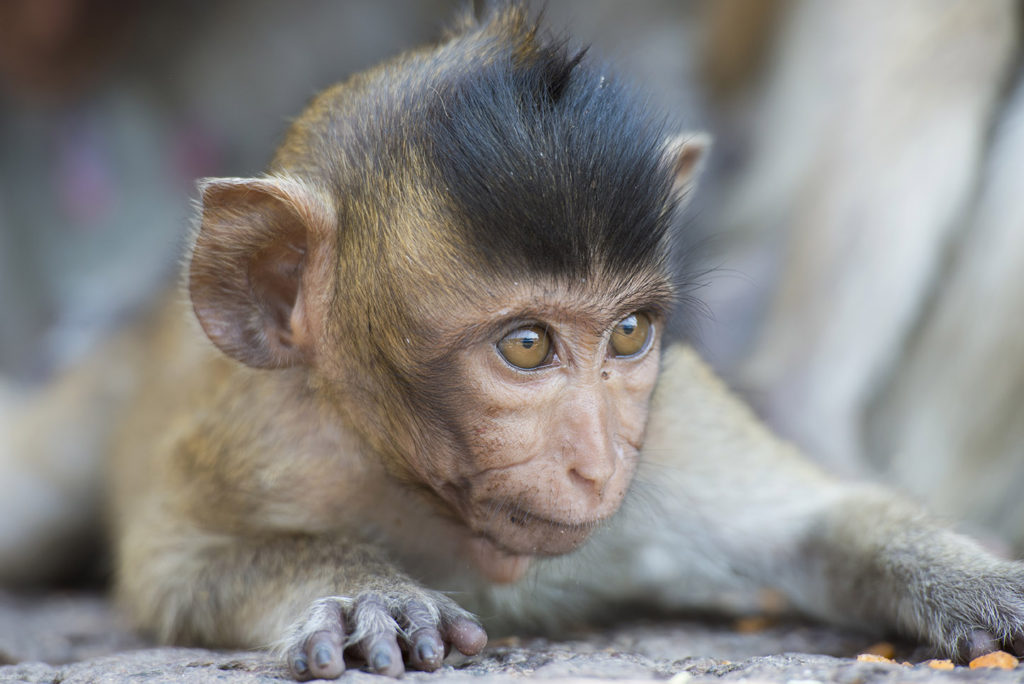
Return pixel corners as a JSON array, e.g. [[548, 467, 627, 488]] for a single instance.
[[400, 284, 664, 580]]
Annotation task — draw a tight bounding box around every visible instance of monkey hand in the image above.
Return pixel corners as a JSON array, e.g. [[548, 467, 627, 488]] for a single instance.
[[805, 490, 1024, 663], [910, 560, 1024, 662], [280, 588, 487, 679]]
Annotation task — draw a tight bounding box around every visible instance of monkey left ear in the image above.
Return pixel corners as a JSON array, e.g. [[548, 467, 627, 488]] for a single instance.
[[663, 132, 712, 202], [189, 175, 334, 369]]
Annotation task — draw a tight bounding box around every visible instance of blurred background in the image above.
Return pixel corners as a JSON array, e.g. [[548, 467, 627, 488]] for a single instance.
[[1, 0, 1022, 555]]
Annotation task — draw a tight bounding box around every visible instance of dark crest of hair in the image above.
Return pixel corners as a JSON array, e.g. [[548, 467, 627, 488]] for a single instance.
[[406, 3, 681, 284]]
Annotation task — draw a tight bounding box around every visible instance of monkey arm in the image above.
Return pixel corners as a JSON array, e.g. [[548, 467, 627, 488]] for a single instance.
[[115, 512, 486, 680], [791, 485, 1024, 660], [631, 343, 1024, 660]]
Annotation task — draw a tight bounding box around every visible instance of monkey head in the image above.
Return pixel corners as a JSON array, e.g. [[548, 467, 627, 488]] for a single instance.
[[187, 8, 707, 583]]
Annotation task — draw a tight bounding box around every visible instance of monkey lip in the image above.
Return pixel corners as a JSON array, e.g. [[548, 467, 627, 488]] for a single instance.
[[475, 507, 606, 558]]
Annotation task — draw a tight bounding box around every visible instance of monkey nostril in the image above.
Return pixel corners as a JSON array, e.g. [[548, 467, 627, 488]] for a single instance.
[[562, 439, 616, 500], [568, 467, 588, 487], [568, 466, 610, 498]]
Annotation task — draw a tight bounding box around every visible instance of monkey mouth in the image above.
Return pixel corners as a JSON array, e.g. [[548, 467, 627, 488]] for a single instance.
[[433, 482, 610, 557], [475, 505, 606, 557], [506, 510, 597, 534]]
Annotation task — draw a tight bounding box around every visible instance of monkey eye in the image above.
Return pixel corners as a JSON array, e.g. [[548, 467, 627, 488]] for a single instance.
[[497, 325, 553, 370], [609, 312, 653, 358]]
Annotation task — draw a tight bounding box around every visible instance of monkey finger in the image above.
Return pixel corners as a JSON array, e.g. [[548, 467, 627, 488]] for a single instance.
[[359, 634, 404, 677], [284, 598, 348, 680], [287, 651, 312, 681], [406, 627, 445, 671], [400, 601, 444, 671], [303, 629, 346, 680], [959, 629, 1001, 663], [349, 594, 404, 676], [442, 615, 488, 656]]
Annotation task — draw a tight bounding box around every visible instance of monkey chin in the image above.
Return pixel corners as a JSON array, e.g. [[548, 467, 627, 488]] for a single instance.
[[464, 536, 535, 584], [463, 512, 604, 583]]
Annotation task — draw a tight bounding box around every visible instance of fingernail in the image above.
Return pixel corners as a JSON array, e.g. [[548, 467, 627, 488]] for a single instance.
[[966, 629, 999, 660], [416, 640, 437, 662], [291, 655, 309, 676], [313, 643, 333, 669], [371, 648, 392, 671]]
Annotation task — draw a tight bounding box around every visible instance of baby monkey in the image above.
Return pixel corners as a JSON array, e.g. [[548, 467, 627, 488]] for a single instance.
[[83, 4, 1024, 680]]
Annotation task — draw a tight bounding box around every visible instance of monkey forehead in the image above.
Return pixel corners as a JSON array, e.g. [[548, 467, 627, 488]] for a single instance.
[[405, 270, 676, 343]]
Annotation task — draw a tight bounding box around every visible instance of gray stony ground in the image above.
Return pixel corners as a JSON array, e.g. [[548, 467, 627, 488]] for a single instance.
[[1, 592, 1022, 683]]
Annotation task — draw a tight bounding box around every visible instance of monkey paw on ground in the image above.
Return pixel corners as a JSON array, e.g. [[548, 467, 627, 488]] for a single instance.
[[279, 589, 487, 679], [918, 562, 1024, 662]]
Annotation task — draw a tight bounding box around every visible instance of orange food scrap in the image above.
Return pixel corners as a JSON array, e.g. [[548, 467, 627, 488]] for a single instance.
[[969, 651, 1019, 670], [488, 636, 521, 648], [734, 616, 773, 633], [856, 653, 896, 664], [926, 659, 955, 670], [863, 642, 896, 659]]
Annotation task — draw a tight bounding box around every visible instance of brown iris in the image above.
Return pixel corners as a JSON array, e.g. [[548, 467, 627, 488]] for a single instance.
[[609, 313, 652, 358], [497, 326, 552, 369]]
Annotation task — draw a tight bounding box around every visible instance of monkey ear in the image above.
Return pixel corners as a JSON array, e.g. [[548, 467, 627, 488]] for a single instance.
[[189, 175, 334, 369], [663, 132, 712, 203]]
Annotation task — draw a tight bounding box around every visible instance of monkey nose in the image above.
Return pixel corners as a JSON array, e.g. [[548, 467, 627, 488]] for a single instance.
[[564, 442, 616, 500]]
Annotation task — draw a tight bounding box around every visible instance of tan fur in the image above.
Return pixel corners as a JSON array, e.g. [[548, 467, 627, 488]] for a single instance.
[[3, 6, 1024, 680]]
